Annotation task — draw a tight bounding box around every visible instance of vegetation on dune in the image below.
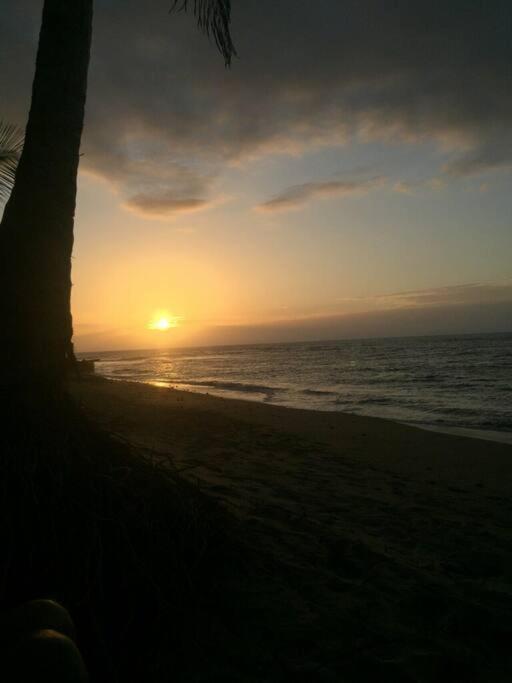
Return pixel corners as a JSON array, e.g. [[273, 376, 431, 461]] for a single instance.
[[0, 388, 243, 682], [0, 121, 23, 203]]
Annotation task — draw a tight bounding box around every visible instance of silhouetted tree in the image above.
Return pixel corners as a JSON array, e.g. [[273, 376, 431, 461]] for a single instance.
[[0, 0, 235, 384]]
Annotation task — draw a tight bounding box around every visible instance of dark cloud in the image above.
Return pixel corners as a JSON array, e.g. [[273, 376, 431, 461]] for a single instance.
[[124, 192, 210, 218], [443, 136, 512, 177], [2, 0, 511, 210], [141, 300, 512, 350], [257, 176, 383, 212], [82, 150, 216, 217], [370, 280, 512, 309], [189, 281, 512, 346], [0, 1, 40, 122]]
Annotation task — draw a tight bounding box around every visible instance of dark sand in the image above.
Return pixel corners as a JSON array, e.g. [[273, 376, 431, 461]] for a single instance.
[[72, 378, 512, 682]]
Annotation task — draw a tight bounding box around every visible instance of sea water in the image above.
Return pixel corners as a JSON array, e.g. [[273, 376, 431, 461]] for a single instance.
[[87, 333, 512, 444]]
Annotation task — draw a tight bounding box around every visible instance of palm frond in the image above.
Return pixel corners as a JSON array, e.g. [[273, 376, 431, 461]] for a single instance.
[[0, 120, 24, 203], [171, 0, 236, 66]]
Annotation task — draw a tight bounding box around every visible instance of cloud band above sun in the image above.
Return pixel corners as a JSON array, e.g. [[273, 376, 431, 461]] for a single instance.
[[4, 0, 509, 216]]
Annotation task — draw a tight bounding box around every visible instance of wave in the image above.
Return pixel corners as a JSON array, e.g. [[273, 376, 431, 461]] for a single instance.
[[97, 355, 150, 364], [350, 396, 391, 406], [174, 379, 283, 395], [478, 418, 512, 430], [109, 367, 152, 376], [302, 388, 337, 397], [95, 333, 512, 436]]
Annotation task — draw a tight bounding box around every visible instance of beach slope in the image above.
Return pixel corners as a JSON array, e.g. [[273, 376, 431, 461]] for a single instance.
[[72, 378, 512, 681]]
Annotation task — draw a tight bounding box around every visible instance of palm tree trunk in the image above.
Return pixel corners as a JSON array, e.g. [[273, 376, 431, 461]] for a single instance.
[[0, 0, 93, 384]]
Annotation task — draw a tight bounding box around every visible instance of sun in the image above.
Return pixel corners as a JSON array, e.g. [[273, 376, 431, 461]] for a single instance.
[[151, 317, 172, 331], [148, 311, 182, 331]]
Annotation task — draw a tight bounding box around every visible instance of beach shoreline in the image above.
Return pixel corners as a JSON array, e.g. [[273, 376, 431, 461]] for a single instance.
[[87, 333, 512, 448], [69, 376, 512, 680], [72, 375, 512, 491], [99, 374, 512, 446], [410, 421, 512, 446]]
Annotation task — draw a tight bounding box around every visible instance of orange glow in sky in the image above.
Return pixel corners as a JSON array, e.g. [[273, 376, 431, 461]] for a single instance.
[[70, 158, 512, 353]]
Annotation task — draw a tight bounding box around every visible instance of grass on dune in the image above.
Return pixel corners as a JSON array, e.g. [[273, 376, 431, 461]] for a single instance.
[[0, 388, 244, 682]]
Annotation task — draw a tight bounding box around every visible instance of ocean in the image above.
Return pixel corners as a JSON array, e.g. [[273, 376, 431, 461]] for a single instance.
[[88, 333, 512, 444]]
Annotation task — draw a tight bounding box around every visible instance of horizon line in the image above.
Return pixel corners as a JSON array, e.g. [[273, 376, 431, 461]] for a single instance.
[[76, 328, 512, 357]]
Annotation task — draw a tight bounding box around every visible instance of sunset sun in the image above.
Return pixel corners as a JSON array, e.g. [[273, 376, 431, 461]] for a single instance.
[[148, 312, 182, 332]]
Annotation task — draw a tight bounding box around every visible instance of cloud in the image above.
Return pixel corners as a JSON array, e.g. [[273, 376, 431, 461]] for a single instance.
[[296, 280, 512, 320], [82, 150, 219, 217], [371, 280, 512, 310], [2, 0, 512, 203], [201, 280, 512, 345], [123, 192, 209, 218], [442, 136, 512, 177], [257, 176, 383, 212], [160, 300, 512, 349]]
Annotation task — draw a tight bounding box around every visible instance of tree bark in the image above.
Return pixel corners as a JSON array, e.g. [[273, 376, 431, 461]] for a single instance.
[[0, 0, 93, 384]]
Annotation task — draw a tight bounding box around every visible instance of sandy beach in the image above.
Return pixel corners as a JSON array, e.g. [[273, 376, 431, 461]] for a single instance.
[[72, 377, 512, 681]]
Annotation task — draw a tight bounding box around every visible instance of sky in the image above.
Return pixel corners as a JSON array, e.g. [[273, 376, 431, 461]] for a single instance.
[[1, 0, 512, 351]]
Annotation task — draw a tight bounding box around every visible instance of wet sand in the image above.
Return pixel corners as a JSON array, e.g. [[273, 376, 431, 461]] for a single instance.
[[71, 377, 512, 681]]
